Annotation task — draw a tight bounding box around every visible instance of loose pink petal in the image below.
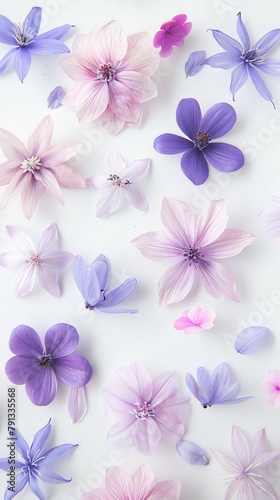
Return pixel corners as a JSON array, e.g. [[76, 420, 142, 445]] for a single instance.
[[68, 386, 88, 424], [37, 266, 60, 296], [0, 128, 28, 161], [15, 266, 36, 297], [159, 261, 195, 305], [27, 115, 53, 158]]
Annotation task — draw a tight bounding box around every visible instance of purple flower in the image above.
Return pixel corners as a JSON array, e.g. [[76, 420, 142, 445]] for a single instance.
[[5, 323, 93, 406], [154, 98, 244, 185], [0, 7, 72, 82], [205, 12, 280, 107], [132, 198, 255, 305], [103, 362, 189, 455], [185, 362, 253, 408], [0, 223, 73, 297], [0, 419, 77, 499], [153, 14, 192, 57], [47, 85, 66, 109], [73, 254, 138, 314]]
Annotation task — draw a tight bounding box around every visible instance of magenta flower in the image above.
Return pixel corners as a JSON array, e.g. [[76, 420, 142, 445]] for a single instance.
[[59, 20, 159, 135], [264, 370, 280, 407], [173, 306, 215, 334], [87, 152, 150, 217], [212, 426, 280, 499], [0, 223, 73, 297], [103, 362, 189, 455], [0, 115, 84, 219], [82, 464, 181, 500], [5, 323, 93, 406], [259, 188, 280, 238], [153, 14, 192, 57], [132, 198, 254, 305]]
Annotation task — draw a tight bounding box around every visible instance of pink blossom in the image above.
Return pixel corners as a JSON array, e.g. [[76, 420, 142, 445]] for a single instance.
[[173, 306, 215, 334], [103, 362, 189, 455], [264, 369, 280, 407], [82, 463, 181, 500], [59, 20, 159, 135], [153, 14, 192, 57], [0, 116, 84, 219]]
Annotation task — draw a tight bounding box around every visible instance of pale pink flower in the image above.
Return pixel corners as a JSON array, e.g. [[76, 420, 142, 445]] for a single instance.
[[212, 426, 280, 499], [59, 20, 159, 135], [0, 223, 73, 297], [87, 152, 150, 217], [173, 306, 215, 334], [132, 198, 255, 306], [0, 116, 84, 219], [264, 369, 280, 407], [82, 463, 181, 500], [259, 188, 280, 239]]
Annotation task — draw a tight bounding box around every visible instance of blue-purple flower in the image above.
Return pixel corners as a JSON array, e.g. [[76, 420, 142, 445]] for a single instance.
[[205, 12, 280, 106], [0, 7, 72, 82], [5, 323, 93, 406], [73, 254, 138, 314], [154, 98, 244, 185], [185, 362, 253, 408], [0, 419, 77, 499]]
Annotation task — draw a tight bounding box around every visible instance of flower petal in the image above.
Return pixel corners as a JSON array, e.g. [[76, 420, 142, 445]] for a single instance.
[[230, 63, 248, 100], [236, 13, 250, 52], [28, 39, 70, 55], [203, 142, 244, 172], [42, 443, 78, 465], [37, 266, 60, 296], [34, 168, 64, 203], [204, 51, 240, 69], [47, 85, 66, 109], [158, 260, 195, 306], [235, 326, 272, 354], [0, 127, 27, 161], [176, 98, 202, 139], [123, 185, 148, 211], [185, 50, 207, 77], [209, 29, 242, 53], [131, 230, 183, 260], [255, 29, 280, 54], [231, 425, 250, 469], [30, 419, 52, 459], [20, 175, 46, 219], [25, 366, 57, 405], [201, 102, 236, 139], [14, 265, 36, 297], [124, 158, 150, 182], [195, 198, 228, 248], [0, 15, 18, 44], [27, 115, 53, 158], [37, 223, 57, 255], [257, 58, 280, 76], [5, 225, 35, 254], [202, 228, 255, 259], [154, 133, 192, 154], [196, 260, 239, 302], [13, 48, 31, 82], [75, 81, 109, 123], [247, 65, 274, 105], [68, 386, 88, 424], [8, 324, 43, 356], [45, 323, 79, 357], [36, 24, 72, 41], [180, 148, 209, 185], [101, 278, 137, 307], [176, 439, 209, 465], [0, 48, 19, 74], [5, 356, 39, 384], [54, 354, 93, 387], [23, 7, 42, 37], [73, 255, 100, 306], [95, 188, 121, 217]]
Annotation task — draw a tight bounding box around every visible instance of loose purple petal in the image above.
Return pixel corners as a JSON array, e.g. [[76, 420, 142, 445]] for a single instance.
[[176, 439, 209, 465], [154, 133, 192, 154], [235, 326, 272, 354], [185, 50, 206, 77], [68, 386, 88, 424], [47, 86, 66, 109]]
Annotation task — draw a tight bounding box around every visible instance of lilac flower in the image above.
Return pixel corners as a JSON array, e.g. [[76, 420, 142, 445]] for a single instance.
[[5, 323, 93, 406], [153, 14, 192, 57], [212, 426, 280, 499], [259, 188, 280, 238], [103, 362, 189, 455], [82, 463, 181, 500], [0, 223, 73, 297], [173, 306, 215, 334], [87, 152, 150, 218], [205, 12, 280, 106], [0, 7, 72, 82], [0, 419, 77, 499], [73, 254, 138, 314], [154, 98, 244, 185], [47, 85, 66, 109], [263, 369, 280, 407], [185, 362, 253, 408], [132, 198, 254, 305]]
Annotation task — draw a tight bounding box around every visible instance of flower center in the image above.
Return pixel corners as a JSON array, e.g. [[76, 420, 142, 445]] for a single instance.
[[12, 23, 36, 46], [131, 402, 155, 420], [37, 354, 52, 368], [183, 245, 204, 265], [194, 131, 210, 150], [241, 48, 265, 65], [20, 156, 41, 174], [27, 254, 42, 267], [107, 174, 131, 187], [97, 61, 117, 82]]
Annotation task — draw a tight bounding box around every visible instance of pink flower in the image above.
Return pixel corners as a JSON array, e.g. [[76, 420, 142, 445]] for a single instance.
[[0, 116, 84, 219], [103, 362, 189, 455], [59, 20, 159, 135], [0, 224, 73, 297], [87, 152, 150, 217], [82, 463, 181, 500], [132, 198, 255, 306], [153, 14, 192, 57], [264, 369, 280, 407], [173, 306, 215, 334]]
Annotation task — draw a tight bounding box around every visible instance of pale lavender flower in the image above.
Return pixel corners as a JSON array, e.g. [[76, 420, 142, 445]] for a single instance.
[[0, 419, 77, 499], [259, 188, 280, 238], [47, 85, 65, 109], [205, 12, 280, 106], [132, 198, 254, 305], [87, 152, 150, 218], [0, 223, 73, 297], [5, 323, 93, 406], [103, 362, 189, 455], [185, 362, 253, 408], [0, 7, 72, 82], [212, 426, 280, 499]]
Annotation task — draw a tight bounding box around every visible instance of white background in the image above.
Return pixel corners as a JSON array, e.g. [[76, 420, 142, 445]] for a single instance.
[[0, 0, 280, 498]]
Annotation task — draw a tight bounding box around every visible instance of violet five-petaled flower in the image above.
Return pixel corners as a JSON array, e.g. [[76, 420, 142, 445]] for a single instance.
[[185, 362, 253, 408], [73, 254, 138, 314], [5, 323, 93, 406], [102, 362, 189, 455], [82, 463, 181, 500], [154, 98, 244, 185], [132, 197, 255, 305], [204, 12, 280, 107], [153, 14, 192, 57], [0, 223, 73, 297], [0, 419, 77, 500], [212, 426, 280, 499], [87, 152, 150, 218], [0, 7, 72, 82], [0, 115, 84, 219]]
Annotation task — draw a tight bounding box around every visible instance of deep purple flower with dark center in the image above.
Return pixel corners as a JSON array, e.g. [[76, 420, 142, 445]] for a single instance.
[[154, 98, 244, 185], [5, 323, 93, 406]]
